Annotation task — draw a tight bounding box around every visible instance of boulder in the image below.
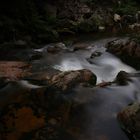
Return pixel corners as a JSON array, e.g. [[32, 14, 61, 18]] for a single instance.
[[106, 38, 140, 69], [90, 51, 102, 58], [118, 102, 140, 140], [47, 42, 67, 53], [115, 71, 131, 85], [48, 69, 97, 91], [73, 43, 91, 51], [0, 61, 31, 80]]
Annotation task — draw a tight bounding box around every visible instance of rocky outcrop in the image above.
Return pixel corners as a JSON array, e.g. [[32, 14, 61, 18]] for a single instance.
[[106, 38, 140, 69], [118, 102, 140, 140]]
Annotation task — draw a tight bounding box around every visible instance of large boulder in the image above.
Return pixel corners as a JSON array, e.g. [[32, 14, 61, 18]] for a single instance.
[[106, 38, 140, 69], [48, 69, 97, 91], [118, 102, 140, 140]]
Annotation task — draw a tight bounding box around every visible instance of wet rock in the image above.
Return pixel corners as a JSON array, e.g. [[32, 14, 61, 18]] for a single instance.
[[115, 71, 131, 85], [55, 42, 66, 49], [117, 102, 140, 140], [0, 105, 45, 140], [73, 43, 90, 51], [90, 51, 102, 58], [106, 38, 140, 69], [0, 61, 31, 80], [86, 51, 102, 65], [47, 42, 67, 53], [48, 69, 97, 91], [47, 46, 61, 53]]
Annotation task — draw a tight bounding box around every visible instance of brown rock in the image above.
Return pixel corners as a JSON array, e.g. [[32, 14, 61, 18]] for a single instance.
[[47, 43, 66, 54], [106, 39, 140, 69], [118, 103, 140, 140], [73, 43, 90, 51], [49, 69, 97, 91], [0, 106, 45, 140]]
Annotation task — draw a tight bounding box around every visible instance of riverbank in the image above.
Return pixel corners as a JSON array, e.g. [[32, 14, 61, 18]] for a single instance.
[[0, 0, 140, 44]]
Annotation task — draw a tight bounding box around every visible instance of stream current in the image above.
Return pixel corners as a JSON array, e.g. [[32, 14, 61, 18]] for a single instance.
[[1, 37, 140, 140]]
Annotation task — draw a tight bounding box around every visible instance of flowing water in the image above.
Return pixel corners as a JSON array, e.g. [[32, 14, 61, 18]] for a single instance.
[[33, 37, 135, 83], [0, 36, 140, 140], [32, 37, 140, 140]]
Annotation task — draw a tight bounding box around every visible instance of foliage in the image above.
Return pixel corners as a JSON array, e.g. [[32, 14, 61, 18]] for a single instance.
[[0, 0, 59, 43], [0, 0, 140, 44], [114, 0, 139, 15], [77, 20, 98, 32]]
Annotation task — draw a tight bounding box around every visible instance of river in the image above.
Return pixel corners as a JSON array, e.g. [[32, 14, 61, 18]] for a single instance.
[[0, 36, 140, 140]]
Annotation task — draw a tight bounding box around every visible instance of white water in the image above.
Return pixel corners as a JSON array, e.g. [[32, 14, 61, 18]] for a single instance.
[[51, 38, 135, 83]]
